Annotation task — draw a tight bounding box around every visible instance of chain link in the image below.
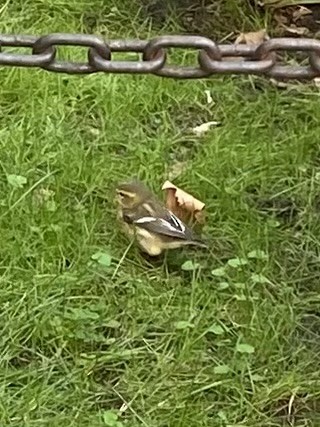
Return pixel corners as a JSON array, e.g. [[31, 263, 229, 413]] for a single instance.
[[1, 33, 320, 79]]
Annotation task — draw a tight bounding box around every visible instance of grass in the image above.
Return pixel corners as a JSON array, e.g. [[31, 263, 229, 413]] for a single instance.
[[0, 0, 320, 426]]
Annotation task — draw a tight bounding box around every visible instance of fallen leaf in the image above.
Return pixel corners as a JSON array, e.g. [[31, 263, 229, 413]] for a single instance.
[[282, 24, 309, 36], [235, 29, 270, 45], [273, 5, 314, 38], [226, 27, 270, 59], [192, 121, 220, 137], [162, 180, 205, 225], [292, 6, 312, 23]]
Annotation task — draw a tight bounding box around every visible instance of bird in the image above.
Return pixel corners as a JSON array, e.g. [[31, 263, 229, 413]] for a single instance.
[[115, 179, 207, 256]]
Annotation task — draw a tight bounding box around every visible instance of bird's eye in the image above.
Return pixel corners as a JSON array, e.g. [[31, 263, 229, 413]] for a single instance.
[[118, 192, 125, 197]]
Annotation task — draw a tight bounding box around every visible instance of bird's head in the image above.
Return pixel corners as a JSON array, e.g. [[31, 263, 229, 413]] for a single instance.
[[116, 180, 153, 209]]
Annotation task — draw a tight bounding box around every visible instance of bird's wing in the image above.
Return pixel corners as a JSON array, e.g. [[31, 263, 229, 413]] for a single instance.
[[133, 212, 197, 241], [122, 204, 203, 242]]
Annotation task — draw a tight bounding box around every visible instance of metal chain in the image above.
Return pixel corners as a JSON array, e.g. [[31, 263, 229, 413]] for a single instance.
[[1, 33, 320, 79]]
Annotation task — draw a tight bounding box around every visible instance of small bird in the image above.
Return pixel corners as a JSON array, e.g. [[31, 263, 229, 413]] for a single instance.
[[116, 179, 207, 256]]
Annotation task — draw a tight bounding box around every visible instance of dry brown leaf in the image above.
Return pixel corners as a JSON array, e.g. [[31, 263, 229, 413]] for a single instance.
[[273, 5, 315, 37], [282, 24, 309, 36], [162, 180, 206, 225], [235, 29, 270, 45], [225, 30, 269, 63], [292, 6, 312, 22]]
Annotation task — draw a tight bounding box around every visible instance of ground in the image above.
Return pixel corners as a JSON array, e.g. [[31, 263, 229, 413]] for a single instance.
[[0, 0, 319, 426]]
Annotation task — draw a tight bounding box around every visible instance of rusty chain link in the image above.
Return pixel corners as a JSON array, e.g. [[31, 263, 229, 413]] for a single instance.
[[1, 33, 320, 79]]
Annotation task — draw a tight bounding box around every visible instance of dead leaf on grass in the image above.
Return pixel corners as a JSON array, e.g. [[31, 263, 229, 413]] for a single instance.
[[162, 180, 206, 225], [192, 121, 220, 137], [281, 24, 309, 36], [226, 29, 270, 62], [274, 5, 314, 37], [292, 6, 312, 22], [235, 29, 270, 45]]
